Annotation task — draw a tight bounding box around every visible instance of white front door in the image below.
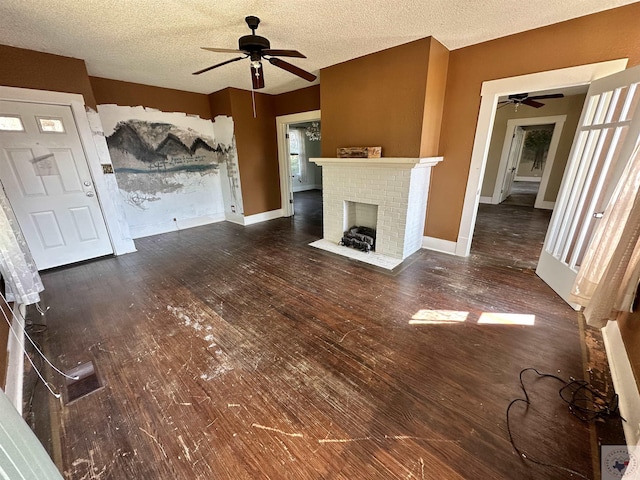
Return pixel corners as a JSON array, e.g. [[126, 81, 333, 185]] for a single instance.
[[536, 65, 640, 307], [0, 100, 113, 270]]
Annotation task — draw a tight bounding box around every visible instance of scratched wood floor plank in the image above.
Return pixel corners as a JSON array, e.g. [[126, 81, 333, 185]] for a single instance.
[[32, 191, 624, 479]]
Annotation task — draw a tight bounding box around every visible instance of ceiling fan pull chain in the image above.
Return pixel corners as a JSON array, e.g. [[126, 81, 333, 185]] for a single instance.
[[251, 88, 257, 119]]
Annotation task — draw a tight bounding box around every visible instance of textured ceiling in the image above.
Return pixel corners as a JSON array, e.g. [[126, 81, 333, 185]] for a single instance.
[[0, 0, 637, 95]]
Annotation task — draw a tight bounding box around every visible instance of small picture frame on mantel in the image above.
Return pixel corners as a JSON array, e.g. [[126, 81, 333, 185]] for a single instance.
[[337, 147, 382, 158]]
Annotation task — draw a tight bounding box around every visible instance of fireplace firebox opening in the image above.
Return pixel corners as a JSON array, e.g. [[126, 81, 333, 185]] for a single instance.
[[341, 201, 378, 252]]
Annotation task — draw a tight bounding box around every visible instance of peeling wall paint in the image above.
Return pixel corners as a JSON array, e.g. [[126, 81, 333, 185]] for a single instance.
[[96, 105, 241, 238]]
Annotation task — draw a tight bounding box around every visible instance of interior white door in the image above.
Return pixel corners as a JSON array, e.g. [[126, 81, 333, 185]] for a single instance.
[[536, 65, 640, 307], [0, 100, 113, 270], [499, 126, 525, 203]]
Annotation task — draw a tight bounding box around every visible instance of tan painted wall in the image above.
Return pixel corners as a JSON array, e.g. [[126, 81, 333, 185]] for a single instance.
[[428, 3, 640, 242], [481, 94, 586, 200], [90, 77, 212, 119], [320, 38, 435, 157], [0, 44, 97, 108]]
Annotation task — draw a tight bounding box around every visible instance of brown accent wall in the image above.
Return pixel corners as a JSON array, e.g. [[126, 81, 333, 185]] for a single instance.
[[428, 3, 640, 242], [618, 311, 640, 387], [273, 85, 320, 117], [420, 39, 450, 157], [209, 85, 321, 217], [209, 88, 233, 118], [320, 38, 437, 157], [91, 77, 212, 119], [227, 88, 280, 216], [0, 44, 96, 108]]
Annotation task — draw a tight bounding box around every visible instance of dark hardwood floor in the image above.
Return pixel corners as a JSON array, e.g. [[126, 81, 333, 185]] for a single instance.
[[500, 181, 539, 208], [30, 193, 624, 479]]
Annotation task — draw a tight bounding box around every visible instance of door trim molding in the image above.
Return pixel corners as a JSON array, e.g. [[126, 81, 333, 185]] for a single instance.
[[0, 86, 136, 256], [456, 59, 628, 257], [276, 110, 321, 217], [602, 321, 640, 446]]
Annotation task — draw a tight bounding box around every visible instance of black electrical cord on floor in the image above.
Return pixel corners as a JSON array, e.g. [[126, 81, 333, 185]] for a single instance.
[[506, 367, 623, 480]]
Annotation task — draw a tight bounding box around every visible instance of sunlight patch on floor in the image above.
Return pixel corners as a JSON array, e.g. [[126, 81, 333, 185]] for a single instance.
[[477, 312, 535, 325], [409, 310, 469, 325], [409, 310, 535, 325]]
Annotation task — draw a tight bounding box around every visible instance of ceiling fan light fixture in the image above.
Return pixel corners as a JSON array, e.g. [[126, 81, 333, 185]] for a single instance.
[[194, 16, 316, 89]]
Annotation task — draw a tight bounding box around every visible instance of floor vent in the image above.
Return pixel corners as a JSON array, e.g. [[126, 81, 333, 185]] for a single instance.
[[64, 361, 103, 404]]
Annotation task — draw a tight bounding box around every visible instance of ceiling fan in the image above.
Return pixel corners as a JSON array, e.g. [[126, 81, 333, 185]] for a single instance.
[[498, 92, 564, 109], [193, 16, 316, 90]]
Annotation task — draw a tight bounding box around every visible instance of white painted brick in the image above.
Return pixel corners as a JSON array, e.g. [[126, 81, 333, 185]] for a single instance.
[[319, 161, 434, 260]]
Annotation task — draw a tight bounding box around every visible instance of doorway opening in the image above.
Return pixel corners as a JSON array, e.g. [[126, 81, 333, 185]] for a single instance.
[[484, 114, 570, 210], [276, 110, 321, 222], [501, 124, 554, 207], [455, 59, 628, 257]]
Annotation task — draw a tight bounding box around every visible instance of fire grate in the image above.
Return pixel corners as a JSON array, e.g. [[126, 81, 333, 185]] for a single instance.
[[64, 360, 103, 404], [340, 226, 376, 252]]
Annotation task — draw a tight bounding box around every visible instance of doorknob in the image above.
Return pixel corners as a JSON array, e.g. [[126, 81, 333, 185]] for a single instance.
[[83, 181, 92, 187], [86, 191, 95, 197]]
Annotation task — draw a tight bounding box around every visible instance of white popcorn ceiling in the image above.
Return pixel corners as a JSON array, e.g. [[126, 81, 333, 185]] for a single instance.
[[0, 0, 636, 95]]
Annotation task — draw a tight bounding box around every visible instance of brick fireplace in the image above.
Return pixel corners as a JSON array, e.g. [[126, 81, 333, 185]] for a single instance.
[[310, 157, 443, 269]]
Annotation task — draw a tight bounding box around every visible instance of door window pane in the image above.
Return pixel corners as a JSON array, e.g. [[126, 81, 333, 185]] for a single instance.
[[0, 115, 25, 131], [36, 117, 65, 133]]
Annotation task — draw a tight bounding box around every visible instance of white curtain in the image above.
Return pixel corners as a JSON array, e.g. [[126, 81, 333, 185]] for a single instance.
[[569, 142, 640, 327], [0, 189, 43, 305], [289, 128, 308, 183]]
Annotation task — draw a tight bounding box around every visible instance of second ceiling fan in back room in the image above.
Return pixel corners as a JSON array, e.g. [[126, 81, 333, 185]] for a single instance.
[[193, 15, 317, 90], [498, 92, 564, 110]]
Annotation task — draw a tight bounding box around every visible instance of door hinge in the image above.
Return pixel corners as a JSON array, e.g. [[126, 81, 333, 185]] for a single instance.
[[285, 133, 289, 139]]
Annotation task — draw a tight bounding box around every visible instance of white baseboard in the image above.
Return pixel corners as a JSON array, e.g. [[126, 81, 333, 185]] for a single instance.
[[5, 304, 26, 414], [130, 213, 226, 239], [422, 236, 457, 255], [224, 209, 284, 226], [514, 176, 542, 182], [224, 212, 245, 225], [244, 209, 283, 226], [479, 196, 493, 204], [602, 321, 640, 447], [534, 200, 555, 210]]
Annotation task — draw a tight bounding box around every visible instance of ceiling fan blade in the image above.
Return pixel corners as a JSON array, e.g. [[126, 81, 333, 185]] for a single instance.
[[201, 47, 246, 54], [192, 56, 246, 75], [251, 64, 265, 89], [522, 98, 544, 108], [267, 57, 316, 82], [508, 93, 529, 100], [262, 49, 306, 58], [528, 93, 564, 100]]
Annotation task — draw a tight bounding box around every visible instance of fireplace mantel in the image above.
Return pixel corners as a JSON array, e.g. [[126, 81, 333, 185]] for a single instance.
[[312, 157, 443, 169]]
